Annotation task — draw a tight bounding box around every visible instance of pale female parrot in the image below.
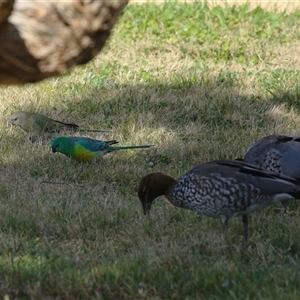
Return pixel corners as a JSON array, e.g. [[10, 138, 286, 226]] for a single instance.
[[9, 111, 111, 141]]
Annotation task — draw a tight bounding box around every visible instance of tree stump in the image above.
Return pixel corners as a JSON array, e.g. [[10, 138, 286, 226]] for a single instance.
[[0, 0, 128, 84]]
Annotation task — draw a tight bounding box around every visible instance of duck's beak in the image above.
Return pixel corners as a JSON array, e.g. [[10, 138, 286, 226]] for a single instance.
[[142, 201, 152, 215]]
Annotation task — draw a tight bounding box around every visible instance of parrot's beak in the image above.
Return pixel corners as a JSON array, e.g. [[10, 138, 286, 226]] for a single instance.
[[142, 201, 152, 215], [51, 147, 57, 153]]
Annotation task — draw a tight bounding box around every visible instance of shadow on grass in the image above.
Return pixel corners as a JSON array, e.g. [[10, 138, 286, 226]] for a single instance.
[[1, 73, 300, 298]]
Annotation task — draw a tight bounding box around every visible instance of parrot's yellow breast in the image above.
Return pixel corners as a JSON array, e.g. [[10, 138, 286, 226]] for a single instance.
[[73, 144, 97, 162]]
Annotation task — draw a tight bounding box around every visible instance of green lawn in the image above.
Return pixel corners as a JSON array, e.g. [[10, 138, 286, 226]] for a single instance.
[[1, 1, 300, 299]]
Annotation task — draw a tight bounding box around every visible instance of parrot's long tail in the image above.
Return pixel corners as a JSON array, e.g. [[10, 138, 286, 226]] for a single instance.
[[55, 121, 79, 130], [78, 128, 112, 133], [108, 145, 154, 152], [54, 120, 112, 132]]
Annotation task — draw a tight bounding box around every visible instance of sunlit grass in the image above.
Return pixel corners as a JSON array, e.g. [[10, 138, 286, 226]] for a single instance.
[[1, 1, 300, 299]]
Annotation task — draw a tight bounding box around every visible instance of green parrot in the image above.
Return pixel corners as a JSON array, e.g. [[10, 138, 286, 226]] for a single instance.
[[51, 136, 154, 162], [9, 111, 111, 141]]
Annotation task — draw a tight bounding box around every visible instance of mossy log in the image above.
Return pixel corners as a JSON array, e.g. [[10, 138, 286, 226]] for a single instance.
[[0, 0, 128, 84]]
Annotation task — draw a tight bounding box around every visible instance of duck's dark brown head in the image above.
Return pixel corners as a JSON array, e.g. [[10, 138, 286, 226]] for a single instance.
[[137, 172, 176, 215]]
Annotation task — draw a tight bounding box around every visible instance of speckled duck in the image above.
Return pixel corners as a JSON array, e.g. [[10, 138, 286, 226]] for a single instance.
[[138, 159, 300, 240], [244, 134, 300, 211]]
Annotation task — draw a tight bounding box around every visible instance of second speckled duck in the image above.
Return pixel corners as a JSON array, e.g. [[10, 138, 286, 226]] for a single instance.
[[138, 159, 300, 240], [243, 134, 300, 211]]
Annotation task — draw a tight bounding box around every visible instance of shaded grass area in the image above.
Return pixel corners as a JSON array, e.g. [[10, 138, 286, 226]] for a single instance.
[[1, 1, 300, 299]]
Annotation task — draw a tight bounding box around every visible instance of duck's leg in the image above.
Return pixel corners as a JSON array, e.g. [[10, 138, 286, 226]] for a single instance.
[[221, 218, 228, 233], [242, 215, 248, 241], [281, 200, 289, 214]]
